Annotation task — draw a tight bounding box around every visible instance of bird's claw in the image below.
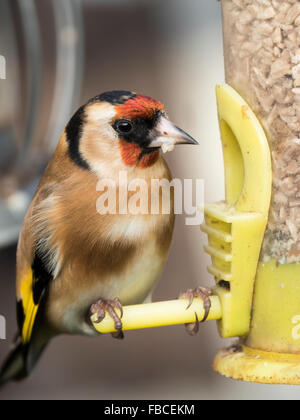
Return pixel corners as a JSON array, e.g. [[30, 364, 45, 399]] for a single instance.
[[185, 312, 200, 336], [179, 287, 212, 336], [111, 330, 124, 340], [90, 297, 124, 339]]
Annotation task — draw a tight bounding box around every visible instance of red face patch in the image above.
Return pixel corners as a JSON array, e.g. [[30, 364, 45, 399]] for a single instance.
[[119, 141, 159, 169], [115, 94, 165, 120]]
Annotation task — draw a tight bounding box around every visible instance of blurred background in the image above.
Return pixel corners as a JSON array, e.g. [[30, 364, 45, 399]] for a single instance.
[[0, 0, 298, 400]]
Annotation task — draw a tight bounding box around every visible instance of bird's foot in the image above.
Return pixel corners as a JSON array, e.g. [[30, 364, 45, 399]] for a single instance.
[[90, 298, 124, 340], [179, 287, 213, 336]]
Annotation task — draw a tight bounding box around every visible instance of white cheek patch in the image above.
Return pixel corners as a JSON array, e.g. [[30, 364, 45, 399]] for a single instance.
[[86, 102, 116, 124], [85, 102, 118, 141]]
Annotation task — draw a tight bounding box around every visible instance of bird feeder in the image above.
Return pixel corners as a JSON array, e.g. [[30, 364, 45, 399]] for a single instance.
[[211, 0, 300, 384], [92, 0, 300, 385]]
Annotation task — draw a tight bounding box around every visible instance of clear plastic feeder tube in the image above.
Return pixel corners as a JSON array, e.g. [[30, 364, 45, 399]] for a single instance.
[[218, 0, 300, 357], [222, 0, 300, 264]]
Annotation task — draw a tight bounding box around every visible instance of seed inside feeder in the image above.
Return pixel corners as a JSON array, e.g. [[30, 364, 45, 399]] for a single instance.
[[222, 0, 300, 263]]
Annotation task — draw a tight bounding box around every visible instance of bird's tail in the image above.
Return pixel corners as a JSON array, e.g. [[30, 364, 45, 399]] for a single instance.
[[0, 334, 49, 389], [0, 340, 27, 388]]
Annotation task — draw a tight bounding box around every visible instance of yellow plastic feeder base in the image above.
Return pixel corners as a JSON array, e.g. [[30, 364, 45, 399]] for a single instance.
[[213, 345, 300, 385]]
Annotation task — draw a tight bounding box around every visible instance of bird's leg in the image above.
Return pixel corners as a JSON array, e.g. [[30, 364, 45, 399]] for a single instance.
[[90, 297, 124, 340], [179, 287, 213, 336]]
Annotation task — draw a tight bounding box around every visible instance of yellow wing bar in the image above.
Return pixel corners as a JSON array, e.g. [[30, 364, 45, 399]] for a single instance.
[[20, 269, 39, 344]]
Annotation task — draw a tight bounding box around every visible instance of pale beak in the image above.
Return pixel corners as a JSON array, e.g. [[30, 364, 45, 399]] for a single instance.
[[148, 116, 198, 152]]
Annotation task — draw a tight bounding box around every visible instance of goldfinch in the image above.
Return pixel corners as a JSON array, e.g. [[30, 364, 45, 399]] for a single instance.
[[0, 91, 199, 386]]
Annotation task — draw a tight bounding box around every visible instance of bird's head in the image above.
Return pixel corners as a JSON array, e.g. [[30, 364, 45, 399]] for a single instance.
[[65, 90, 198, 173]]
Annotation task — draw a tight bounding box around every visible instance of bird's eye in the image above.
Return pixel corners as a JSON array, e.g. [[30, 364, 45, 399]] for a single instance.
[[116, 120, 133, 134]]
